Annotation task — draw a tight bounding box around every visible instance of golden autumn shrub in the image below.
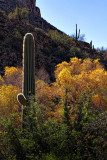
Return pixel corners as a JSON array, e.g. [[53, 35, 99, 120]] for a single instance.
[[4, 66, 22, 88], [0, 75, 4, 86], [35, 80, 58, 120], [58, 68, 72, 88], [0, 66, 22, 117], [35, 57, 107, 120], [0, 59, 106, 120], [0, 84, 20, 117], [55, 57, 107, 109]]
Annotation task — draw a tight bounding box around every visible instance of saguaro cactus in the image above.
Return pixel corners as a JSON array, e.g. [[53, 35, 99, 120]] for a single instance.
[[90, 40, 92, 49], [17, 33, 35, 123], [76, 24, 80, 41]]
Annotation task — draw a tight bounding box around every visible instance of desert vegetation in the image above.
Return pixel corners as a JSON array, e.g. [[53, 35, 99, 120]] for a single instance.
[[0, 5, 107, 159], [0, 57, 107, 159]]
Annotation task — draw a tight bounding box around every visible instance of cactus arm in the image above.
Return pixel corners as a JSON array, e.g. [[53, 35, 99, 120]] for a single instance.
[[78, 29, 80, 39], [17, 93, 28, 106]]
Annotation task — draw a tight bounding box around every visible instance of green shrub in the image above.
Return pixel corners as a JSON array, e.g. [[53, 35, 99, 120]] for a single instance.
[[69, 47, 89, 58], [0, 9, 6, 17], [49, 30, 74, 47], [0, 97, 106, 160], [8, 7, 29, 20]]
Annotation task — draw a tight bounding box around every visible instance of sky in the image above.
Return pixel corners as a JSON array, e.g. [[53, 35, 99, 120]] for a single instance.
[[36, 0, 107, 49]]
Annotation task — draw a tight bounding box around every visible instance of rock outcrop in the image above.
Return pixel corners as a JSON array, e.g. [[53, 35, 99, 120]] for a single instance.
[[0, 0, 62, 32], [0, 0, 64, 82], [0, 0, 40, 16]]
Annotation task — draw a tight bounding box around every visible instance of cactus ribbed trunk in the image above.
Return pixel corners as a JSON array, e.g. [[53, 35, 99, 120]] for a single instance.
[[23, 33, 35, 99], [17, 33, 35, 127], [75, 24, 80, 42], [76, 24, 77, 41]]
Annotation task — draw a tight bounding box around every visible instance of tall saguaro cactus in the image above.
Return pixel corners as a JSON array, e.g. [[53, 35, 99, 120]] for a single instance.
[[23, 33, 35, 99], [76, 24, 80, 42], [17, 33, 35, 123], [90, 40, 92, 49]]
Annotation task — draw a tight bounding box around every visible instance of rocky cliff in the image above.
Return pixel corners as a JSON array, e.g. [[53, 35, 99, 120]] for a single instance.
[[0, 0, 64, 82], [0, 9, 64, 82], [0, 0, 38, 15]]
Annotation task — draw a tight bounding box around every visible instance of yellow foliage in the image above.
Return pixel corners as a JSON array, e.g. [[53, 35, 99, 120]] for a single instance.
[[0, 85, 20, 117], [92, 94, 102, 108], [55, 58, 107, 109], [35, 80, 52, 100], [58, 67, 72, 88], [93, 59, 103, 69], [69, 57, 82, 75], [0, 58, 106, 121], [34, 58, 107, 120], [4, 66, 18, 77], [0, 75, 4, 86], [55, 61, 70, 78], [81, 58, 93, 72], [0, 66, 22, 118], [4, 66, 22, 88]]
